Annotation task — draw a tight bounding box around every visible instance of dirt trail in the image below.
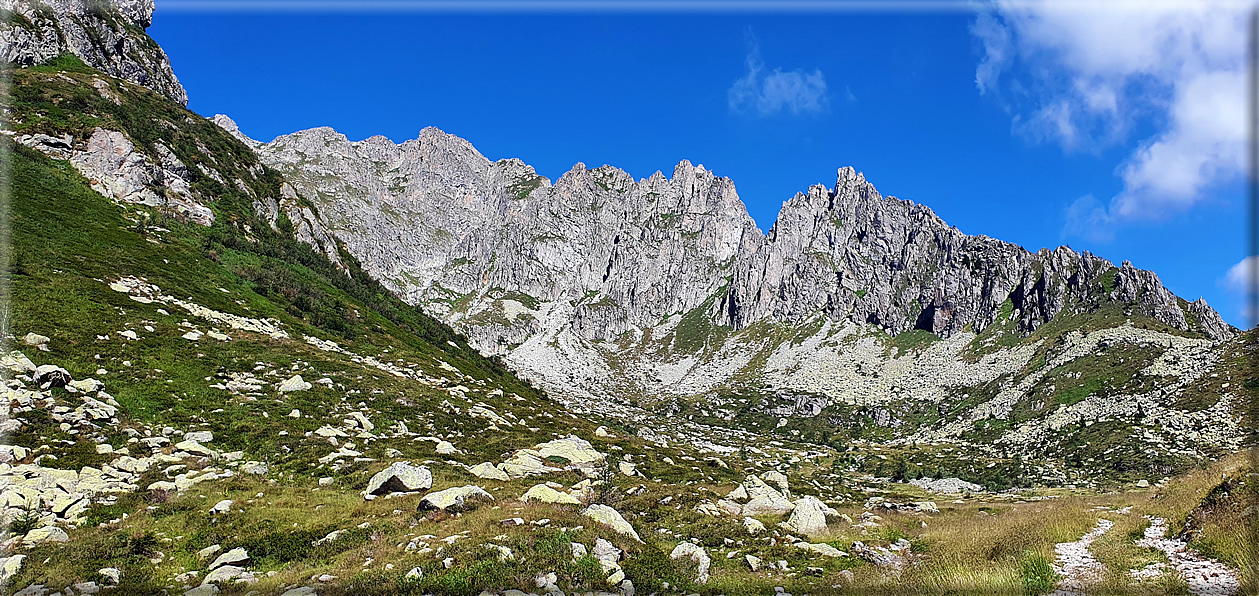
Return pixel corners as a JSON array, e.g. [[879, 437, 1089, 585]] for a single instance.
[[1048, 518, 1114, 596], [1133, 516, 1239, 596]]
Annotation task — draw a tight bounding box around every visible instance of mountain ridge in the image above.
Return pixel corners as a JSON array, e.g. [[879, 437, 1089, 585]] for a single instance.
[[233, 120, 1233, 350]]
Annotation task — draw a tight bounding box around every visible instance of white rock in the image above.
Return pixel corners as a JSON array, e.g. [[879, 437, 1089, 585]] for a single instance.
[[210, 499, 233, 514], [467, 462, 510, 481], [277, 374, 312, 392], [521, 484, 581, 505], [669, 542, 711, 584], [363, 462, 432, 496], [581, 504, 642, 542], [208, 547, 249, 570], [418, 485, 494, 511]]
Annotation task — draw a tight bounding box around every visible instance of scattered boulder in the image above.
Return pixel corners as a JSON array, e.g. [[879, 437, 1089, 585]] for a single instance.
[[277, 374, 312, 392], [739, 475, 794, 516], [201, 565, 254, 586], [913, 501, 939, 514], [783, 496, 832, 536], [435, 441, 458, 455], [185, 430, 214, 443], [521, 484, 581, 505], [24, 526, 70, 544], [33, 364, 72, 388], [363, 462, 432, 497], [582, 504, 642, 542], [0, 555, 26, 584], [279, 588, 317, 596], [208, 547, 249, 571], [418, 485, 494, 511], [794, 542, 846, 557], [209, 499, 233, 514], [97, 567, 121, 585], [761, 470, 790, 496], [743, 517, 766, 535], [852, 540, 904, 569], [535, 435, 605, 467], [22, 332, 50, 350], [746, 553, 761, 571], [467, 462, 510, 481], [669, 542, 711, 584]]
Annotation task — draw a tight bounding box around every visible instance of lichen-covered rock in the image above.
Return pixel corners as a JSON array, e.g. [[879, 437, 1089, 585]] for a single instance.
[[418, 485, 493, 511], [467, 462, 510, 481], [669, 542, 711, 584], [581, 504, 642, 542], [520, 484, 581, 505], [784, 496, 831, 536], [363, 462, 432, 497]]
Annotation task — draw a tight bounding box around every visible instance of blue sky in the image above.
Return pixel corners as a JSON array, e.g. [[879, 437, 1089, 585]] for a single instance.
[[149, 3, 1250, 327]]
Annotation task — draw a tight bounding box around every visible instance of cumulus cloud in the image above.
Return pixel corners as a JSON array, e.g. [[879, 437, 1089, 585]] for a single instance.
[[972, 1, 1247, 232], [1222, 255, 1259, 326], [1223, 255, 1258, 292], [729, 38, 829, 117]]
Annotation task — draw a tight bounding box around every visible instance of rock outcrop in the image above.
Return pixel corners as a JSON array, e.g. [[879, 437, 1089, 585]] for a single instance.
[[1, 0, 187, 104]]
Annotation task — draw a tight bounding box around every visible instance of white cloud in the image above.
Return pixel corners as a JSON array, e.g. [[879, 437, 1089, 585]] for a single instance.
[[972, 1, 1247, 229], [1062, 194, 1115, 244], [729, 38, 829, 117], [1223, 255, 1258, 293], [1222, 255, 1258, 326]]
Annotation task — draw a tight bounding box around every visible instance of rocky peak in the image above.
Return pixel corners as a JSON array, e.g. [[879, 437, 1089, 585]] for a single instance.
[[251, 125, 1235, 352], [2, 0, 187, 104]]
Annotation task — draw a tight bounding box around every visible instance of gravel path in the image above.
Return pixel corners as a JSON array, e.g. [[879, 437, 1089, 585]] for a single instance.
[[1049, 518, 1114, 596], [1134, 517, 1239, 596]]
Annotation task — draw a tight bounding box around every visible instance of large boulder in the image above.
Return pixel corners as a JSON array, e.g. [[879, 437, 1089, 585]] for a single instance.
[[277, 374, 312, 392], [418, 485, 494, 511], [467, 462, 510, 481], [669, 542, 711, 584], [33, 364, 72, 388], [0, 554, 25, 584], [521, 484, 581, 505], [783, 495, 832, 536], [363, 462, 432, 497], [208, 547, 249, 571], [581, 504, 642, 543], [24, 526, 69, 544], [730, 474, 795, 516], [535, 435, 605, 466]]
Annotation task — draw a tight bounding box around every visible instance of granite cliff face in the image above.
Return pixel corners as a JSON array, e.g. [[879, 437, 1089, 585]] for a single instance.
[[242, 123, 1233, 357], [718, 168, 1232, 340], [1, 0, 187, 104]]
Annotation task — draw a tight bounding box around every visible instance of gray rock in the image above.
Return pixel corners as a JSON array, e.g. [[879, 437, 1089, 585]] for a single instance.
[[277, 374, 312, 392], [97, 567, 121, 584], [1, 0, 188, 104], [417, 485, 493, 511], [23, 526, 69, 544], [363, 462, 432, 496], [669, 542, 711, 584], [784, 496, 830, 536], [207, 547, 248, 571]]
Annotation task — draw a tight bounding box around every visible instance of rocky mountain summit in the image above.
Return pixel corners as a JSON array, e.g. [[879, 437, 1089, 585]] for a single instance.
[[245, 123, 1232, 352], [1, 0, 186, 104]]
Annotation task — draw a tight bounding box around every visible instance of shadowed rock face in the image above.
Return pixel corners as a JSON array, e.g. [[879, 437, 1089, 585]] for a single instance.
[[1, 0, 187, 105], [244, 123, 1233, 355]]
